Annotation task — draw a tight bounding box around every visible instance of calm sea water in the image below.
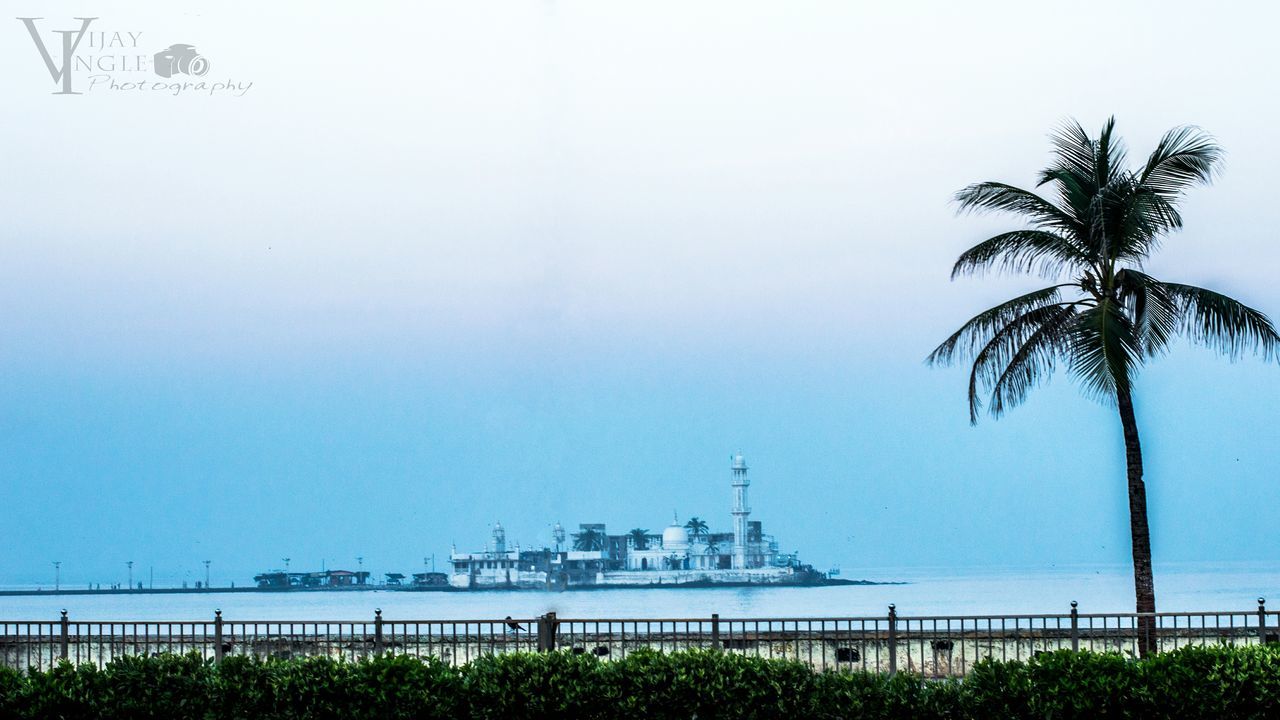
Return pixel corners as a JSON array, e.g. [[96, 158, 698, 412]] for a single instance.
[[2, 563, 1275, 621]]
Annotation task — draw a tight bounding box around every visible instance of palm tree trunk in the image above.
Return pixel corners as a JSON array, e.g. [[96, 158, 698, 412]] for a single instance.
[[1116, 384, 1156, 657]]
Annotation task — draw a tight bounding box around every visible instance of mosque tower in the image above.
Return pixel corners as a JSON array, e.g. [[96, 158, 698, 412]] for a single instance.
[[492, 521, 506, 554], [731, 452, 750, 570]]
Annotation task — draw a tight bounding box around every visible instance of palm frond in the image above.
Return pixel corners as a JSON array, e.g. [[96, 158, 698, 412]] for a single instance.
[[965, 304, 1080, 422], [1047, 119, 1100, 187], [1039, 118, 1125, 221], [1116, 270, 1179, 357], [1094, 116, 1128, 186], [928, 285, 1072, 366], [1140, 125, 1222, 198], [1163, 283, 1280, 361], [1036, 166, 1096, 225], [951, 230, 1091, 279], [1109, 186, 1182, 261], [1067, 300, 1141, 399], [954, 182, 1082, 233], [987, 307, 1077, 419]]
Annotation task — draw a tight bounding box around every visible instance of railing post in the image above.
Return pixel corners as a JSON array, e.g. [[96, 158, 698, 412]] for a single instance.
[[537, 612, 558, 652], [1258, 598, 1268, 644], [710, 613, 720, 649], [887, 604, 897, 675], [214, 609, 225, 663], [59, 609, 69, 661], [1070, 601, 1079, 652], [374, 608, 384, 655]]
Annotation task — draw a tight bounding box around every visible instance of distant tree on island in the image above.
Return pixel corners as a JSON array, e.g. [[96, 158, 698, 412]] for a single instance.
[[930, 117, 1279, 656], [573, 528, 606, 552], [628, 528, 650, 550], [684, 517, 709, 541]]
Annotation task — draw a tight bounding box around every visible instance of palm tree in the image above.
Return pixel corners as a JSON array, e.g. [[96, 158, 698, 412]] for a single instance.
[[684, 517, 709, 541], [929, 118, 1278, 656], [628, 528, 650, 550], [572, 528, 605, 552], [704, 543, 720, 568]]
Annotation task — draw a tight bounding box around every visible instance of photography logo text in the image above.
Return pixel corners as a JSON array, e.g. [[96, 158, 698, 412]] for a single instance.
[[18, 16, 253, 97]]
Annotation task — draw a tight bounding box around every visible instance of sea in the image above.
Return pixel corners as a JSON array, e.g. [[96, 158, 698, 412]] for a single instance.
[[2, 562, 1276, 621]]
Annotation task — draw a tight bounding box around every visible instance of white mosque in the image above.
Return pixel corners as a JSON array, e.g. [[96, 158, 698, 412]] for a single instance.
[[448, 453, 827, 589]]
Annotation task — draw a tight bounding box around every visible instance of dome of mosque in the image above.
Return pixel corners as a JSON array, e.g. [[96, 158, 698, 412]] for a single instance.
[[662, 523, 689, 550]]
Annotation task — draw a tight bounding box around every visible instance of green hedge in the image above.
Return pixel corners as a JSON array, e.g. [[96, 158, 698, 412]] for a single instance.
[[2, 645, 1279, 720]]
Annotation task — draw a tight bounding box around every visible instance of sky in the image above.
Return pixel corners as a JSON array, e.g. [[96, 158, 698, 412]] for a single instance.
[[1, 1, 1278, 590]]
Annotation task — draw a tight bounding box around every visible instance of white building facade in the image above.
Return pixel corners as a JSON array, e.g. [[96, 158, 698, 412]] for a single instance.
[[449, 453, 818, 589]]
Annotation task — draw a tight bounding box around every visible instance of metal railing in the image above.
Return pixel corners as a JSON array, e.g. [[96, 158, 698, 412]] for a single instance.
[[2, 600, 1275, 677]]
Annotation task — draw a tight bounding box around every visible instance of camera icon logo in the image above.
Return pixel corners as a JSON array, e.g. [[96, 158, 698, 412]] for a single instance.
[[154, 44, 210, 78]]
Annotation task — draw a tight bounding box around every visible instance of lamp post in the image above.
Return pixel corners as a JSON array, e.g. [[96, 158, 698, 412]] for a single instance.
[[53, 561, 60, 591], [203, 560, 211, 589], [126, 561, 133, 590]]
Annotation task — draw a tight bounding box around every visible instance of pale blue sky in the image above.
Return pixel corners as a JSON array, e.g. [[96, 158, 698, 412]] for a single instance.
[[1, 1, 1278, 588]]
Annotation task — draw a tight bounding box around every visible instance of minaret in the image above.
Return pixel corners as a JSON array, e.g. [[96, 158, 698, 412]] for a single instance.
[[731, 452, 750, 570], [493, 521, 506, 554]]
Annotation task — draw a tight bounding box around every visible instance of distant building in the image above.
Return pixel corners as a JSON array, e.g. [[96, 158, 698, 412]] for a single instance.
[[324, 570, 357, 587], [253, 569, 370, 589], [253, 571, 290, 588], [412, 572, 449, 587], [448, 453, 822, 589]]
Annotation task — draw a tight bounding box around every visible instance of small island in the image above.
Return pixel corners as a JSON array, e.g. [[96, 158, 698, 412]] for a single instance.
[[437, 453, 866, 591]]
